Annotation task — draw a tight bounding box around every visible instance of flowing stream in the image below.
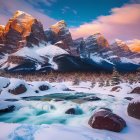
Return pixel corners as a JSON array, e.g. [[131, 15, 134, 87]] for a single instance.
[[0, 92, 129, 126]]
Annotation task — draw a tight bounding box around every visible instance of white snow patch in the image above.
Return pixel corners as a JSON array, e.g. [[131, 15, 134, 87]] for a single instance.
[[0, 77, 10, 90]]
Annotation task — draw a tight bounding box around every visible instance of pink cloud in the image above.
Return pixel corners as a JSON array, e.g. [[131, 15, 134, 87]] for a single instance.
[[0, 0, 57, 29], [70, 4, 140, 42], [126, 39, 140, 52]]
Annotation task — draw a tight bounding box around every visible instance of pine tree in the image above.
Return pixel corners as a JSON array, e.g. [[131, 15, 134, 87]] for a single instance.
[[111, 67, 120, 86], [128, 74, 134, 84], [98, 79, 104, 87], [73, 73, 80, 85], [137, 68, 140, 83], [105, 80, 110, 86]]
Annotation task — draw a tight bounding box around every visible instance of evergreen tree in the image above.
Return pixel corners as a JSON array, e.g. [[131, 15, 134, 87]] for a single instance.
[[137, 68, 140, 83], [128, 74, 134, 84], [73, 74, 80, 85], [111, 67, 120, 86], [105, 80, 110, 86], [98, 79, 104, 87]]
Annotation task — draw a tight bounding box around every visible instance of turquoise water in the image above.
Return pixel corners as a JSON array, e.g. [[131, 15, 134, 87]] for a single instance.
[[0, 93, 129, 126]]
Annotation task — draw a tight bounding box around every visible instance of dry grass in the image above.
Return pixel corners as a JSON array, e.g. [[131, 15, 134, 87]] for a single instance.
[[1, 71, 140, 84]]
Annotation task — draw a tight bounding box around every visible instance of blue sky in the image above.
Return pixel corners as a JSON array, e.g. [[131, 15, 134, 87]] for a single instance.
[[26, 0, 131, 27], [0, 0, 140, 41]]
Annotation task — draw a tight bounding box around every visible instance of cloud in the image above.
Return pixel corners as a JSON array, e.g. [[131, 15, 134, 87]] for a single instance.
[[72, 10, 77, 15], [70, 4, 140, 42], [126, 39, 140, 52], [61, 6, 78, 15], [61, 6, 70, 14], [130, 0, 140, 4], [0, 0, 57, 29], [25, 0, 56, 7]]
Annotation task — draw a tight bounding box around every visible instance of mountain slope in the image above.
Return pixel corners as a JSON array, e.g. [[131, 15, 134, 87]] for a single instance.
[[0, 44, 68, 72], [0, 10, 139, 73]]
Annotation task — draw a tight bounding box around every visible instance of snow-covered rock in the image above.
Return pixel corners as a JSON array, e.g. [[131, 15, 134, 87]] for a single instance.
[[7, 78, 28, 95], [88, 110, 126, 132], [31, 81, 52, 92], [0, 77, 10, 90], [130, 87, 140, 94], [127, 97, 140, 120]]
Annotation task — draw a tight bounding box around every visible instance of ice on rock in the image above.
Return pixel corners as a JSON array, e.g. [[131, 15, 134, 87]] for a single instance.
[[0, 77, 10, 90]]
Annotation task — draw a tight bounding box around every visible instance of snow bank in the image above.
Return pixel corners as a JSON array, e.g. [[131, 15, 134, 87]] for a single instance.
[[0, 76, 140, 99], [0, 77, 140, 140], [0, 101, 15, 110], [0, 123, 125, 140], [131, 96, 140, 104]]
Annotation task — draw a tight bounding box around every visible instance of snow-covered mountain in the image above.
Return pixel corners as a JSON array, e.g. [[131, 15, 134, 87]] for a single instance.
[[45, 20, 75, 55], [0, 10, 139, 73], [0, 10, 47, 56], [0, 44, 69, 72]]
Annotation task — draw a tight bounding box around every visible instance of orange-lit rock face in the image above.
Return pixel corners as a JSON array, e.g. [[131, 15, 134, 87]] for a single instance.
[[0, 25, 5, 45], [0, 25, 5, 37], [1, 10, 47, 54], [51, 20, 66, 34], [115, 39, 130, 52], [95, 33, 109, 48], [5, 11, 35, 38], [85, 33, 109, 53], [47, 20, 73, 53]]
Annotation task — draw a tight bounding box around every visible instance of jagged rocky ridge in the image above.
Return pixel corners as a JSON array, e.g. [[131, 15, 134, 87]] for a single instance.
[[0, 11, 140, 73]]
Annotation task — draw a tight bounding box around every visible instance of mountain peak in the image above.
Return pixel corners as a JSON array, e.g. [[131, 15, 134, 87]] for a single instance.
[[0, 25, 5, 35], [115, 39, 126, 45], [5, 10, 35, 38], [0, 25, 5, 28], [92, 32, 102, 37], [114, 39, 130, 51], [88, 33, 109, 48], [51, 20, 67, 34], [0, 10, 47, 54], [13, 10, 31, 18]]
